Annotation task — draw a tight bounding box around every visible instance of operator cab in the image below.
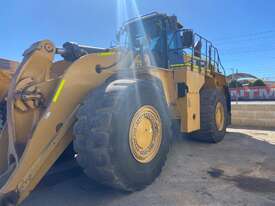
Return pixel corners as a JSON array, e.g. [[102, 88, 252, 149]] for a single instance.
[[118, 12, 224, 73], [135, 16, 167, 68], [118, 12, 180, 68]]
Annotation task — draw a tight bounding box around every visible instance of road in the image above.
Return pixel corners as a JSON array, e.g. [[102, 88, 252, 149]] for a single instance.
[[22, 128, 275, 206]]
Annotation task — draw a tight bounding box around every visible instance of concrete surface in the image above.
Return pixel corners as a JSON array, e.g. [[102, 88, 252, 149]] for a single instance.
[[232, 103, 275, 129], [22, 128, 275, 206]]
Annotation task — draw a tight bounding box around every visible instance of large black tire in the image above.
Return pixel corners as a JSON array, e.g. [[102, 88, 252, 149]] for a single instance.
[[73, 79, 171, 191], [189, 88, 227, 143]]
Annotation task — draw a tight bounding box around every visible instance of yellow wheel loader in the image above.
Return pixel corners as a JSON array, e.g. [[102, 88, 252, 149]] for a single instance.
[[0, 12, 231, 205]]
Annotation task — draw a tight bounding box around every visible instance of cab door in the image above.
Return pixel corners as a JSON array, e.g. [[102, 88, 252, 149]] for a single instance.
[[167, 30, 184, 67]]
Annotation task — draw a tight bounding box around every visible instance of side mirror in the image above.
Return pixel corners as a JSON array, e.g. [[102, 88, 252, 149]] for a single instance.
[[182, 30, 194, 48]]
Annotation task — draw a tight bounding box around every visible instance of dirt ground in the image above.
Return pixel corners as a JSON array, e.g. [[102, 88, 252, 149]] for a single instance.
[[22, 128, 275, 206]]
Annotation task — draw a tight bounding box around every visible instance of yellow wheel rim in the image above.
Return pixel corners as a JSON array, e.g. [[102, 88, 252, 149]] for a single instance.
[[215, 102, 225, 131], [129, 105, 162, 164]]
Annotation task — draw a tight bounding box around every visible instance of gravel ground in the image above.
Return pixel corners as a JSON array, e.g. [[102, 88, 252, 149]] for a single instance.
[[22, 128, 275, 206]]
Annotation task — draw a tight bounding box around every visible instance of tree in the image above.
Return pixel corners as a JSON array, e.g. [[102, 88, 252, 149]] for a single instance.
[[228, 80, 242, 88], [252, 79, 265, 87]]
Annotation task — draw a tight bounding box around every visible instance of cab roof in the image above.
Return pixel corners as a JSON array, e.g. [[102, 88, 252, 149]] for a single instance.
[[122, 12, 183, 29]]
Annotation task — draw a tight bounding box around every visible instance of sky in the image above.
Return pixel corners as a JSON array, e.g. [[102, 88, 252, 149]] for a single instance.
[[1, 0, 275, 79]]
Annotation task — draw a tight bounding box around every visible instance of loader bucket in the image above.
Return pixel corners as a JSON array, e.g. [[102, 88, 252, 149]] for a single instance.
[[0, 58, 18, 101], [0, 58, 18, 188], [0, 41, 61, 205]]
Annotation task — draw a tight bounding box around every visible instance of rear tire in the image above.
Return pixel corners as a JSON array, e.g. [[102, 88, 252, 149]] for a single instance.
[[73, 80, 171, 191], [0, 100, 6, 129], [189, 88, 227, 143]]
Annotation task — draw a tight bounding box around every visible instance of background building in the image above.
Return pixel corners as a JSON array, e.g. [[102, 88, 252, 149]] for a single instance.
[[227, 72, 275, 101]]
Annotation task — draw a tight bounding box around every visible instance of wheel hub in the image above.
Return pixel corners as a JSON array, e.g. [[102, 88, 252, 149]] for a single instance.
[[129, 105, 162, 164]]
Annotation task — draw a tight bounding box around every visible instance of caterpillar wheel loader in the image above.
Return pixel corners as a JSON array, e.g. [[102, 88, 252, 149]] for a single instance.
[[0, 12, 231, 205]]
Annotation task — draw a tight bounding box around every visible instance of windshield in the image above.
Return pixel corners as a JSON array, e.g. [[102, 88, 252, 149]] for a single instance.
[[118, 17, 163, 51]]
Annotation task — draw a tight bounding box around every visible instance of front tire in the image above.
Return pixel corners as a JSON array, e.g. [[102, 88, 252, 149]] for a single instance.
[[73, 80, 171, 191]]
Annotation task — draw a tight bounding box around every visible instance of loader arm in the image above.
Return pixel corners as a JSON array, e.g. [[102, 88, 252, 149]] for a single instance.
[[0, 40, 117, 205]]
